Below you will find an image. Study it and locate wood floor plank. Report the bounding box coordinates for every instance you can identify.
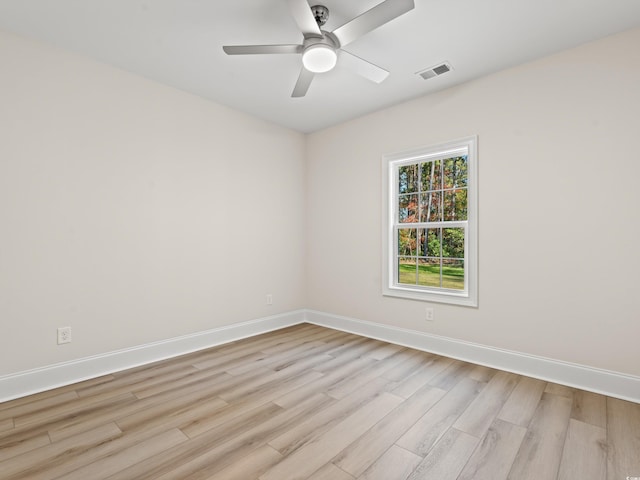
[10,384,137,432]
[396,377,482,456]
[218,368,325,414]
[557,419,606,480]
[46,392,139,442]
[469,364,498,382]
[39,373,233,442]
[453,370,519,438]
[0,418,14,433]
[187,325,319,371]
[58,428,188,480]
[497,376,546,427]
[46,418,196,480]
[274,356,377,408]
[308,463,355,480]
[364,342,407,360]
[0,391,79,423]
[105,400,286,480]
[457,419,527,480]
[54,372,234,442]
[325,350,408,399]
[180,395,283,440]
[178,374,327,440]
[0,375,113,412]
[217,354,330,402]
[121,393,332,480]
[571,389,606,428]
[0,429,50,463]
[606,397,640,480]
[193,350,269,374]
[11,391,115,428]
[382,349,433,383]
[333,384,446,477]
[392,355,453,399]
[310,340,383,374]
[177,396,331,480]
[0,423,54,462]
[406,428,479,480]
[506,392,572,480]
[76,364,200,399]
[544,382,575,398]
[320,335,371,359]
[137,368,254,406]
[358,445,422,480]
[260,392,403,480]
[132,368,233,399]
[427,359,476,390]
[269,376,393,456]
[110,352,214,379]
[0,422,123,480]
[204,445,283,480]
[258,327,341,355]
[224,341,326,376]
[115,396,228,435]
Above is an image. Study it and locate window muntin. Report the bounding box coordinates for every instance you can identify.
[382,137,477,306]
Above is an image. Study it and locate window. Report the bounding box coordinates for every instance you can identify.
[382,136,477,306]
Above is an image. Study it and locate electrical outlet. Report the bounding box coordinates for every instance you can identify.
[57,326,72,344]
[266,294,273,306]
[425,307,434,321]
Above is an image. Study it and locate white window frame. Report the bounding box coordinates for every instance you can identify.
[382,136,478,307]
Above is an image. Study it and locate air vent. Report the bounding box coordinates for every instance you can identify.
[417,62,452,80]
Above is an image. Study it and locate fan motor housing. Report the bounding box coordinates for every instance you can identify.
[303,31,338,50]
[311,5,330,26]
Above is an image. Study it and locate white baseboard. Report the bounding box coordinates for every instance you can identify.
[0,310,305,403]
[3,308,638,404]
[305,310,640,404]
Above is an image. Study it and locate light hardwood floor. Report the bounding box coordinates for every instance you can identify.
[1,323,639,480]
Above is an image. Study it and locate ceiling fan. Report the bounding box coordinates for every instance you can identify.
[223,0,415,97]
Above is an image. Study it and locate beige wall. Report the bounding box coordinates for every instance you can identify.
[0,30,306,375]
[2,26,639,381]
[306,27,640,377]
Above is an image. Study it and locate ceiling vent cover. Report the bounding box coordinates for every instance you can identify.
[417,62,452,80]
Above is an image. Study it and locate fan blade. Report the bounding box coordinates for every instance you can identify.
[223,44,302,55]
[340,50,389,83]
[332,0,414,47]
[292,67,315,97]
[286,0,322,37]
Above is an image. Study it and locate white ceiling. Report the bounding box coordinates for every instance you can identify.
[1,0,639,133]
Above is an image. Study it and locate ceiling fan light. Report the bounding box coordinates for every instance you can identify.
[302,44,337,73]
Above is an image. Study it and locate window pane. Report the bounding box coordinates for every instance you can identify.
[442,228,465,259]
[398,228,417,256]
[399,194,419,223]
[444,156,468,189]
[442,259,464,290]
[418,258,441,287]
[418,228,441,257]
[399,164,419,194]
[398,258,417,285]
[420,192,442,222]
[443,189,467,221]
[420,160,441,192]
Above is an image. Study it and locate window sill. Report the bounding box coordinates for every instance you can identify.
[382,285,478,307]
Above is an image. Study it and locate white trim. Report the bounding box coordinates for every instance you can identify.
[3,309,639,405]
[304,310,640,404]
[0,310,305,403]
